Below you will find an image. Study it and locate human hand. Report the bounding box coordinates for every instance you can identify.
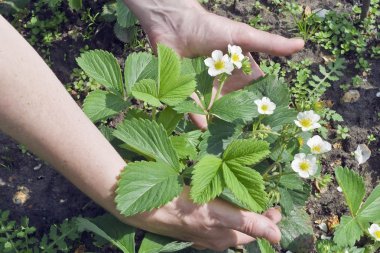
[122,187,281,251]
[125,0,304,128]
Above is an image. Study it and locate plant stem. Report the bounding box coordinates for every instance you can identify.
[215,74,228,101]
[151,107,157,121]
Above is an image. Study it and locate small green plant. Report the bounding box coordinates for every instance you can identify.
[336,125,350,140]
[367,134,376,145]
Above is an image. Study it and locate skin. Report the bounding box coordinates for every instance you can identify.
[0,0,303,250]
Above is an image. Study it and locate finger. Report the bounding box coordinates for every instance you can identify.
[263,208,282,224]
[205,13,304,56]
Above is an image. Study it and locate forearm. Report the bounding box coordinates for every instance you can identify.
[0,16,125,220]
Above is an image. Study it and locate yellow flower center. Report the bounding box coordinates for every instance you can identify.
[312,145,322,153]
[299,161,310,171]
[214,60,225,70]
[261,104,269,112]
[299,118,313,128]
[375,231,380,239]
[232,53,240,62]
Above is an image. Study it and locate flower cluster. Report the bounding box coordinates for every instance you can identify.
[204,44,248,77]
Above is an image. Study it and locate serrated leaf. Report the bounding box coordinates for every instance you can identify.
[199,119,243,156]
[279,209,314,253]
[279,173,304,190]
[170,135,197,160]
[116,0,137,28]
[333,216,363,247]
[210,90,259,122]
[113,118,179,169]
[245,75,290,107]
[279,182,311,215]
[76,50,123,94]
[139,233,192,253]
[157,106,183,134]
[173,100,206,115]
[257,239,276,253]
[357,184,380,223]
[83,90,129,123]
[222,163,268,212]
[335,167,365,215]
[116,161,183,216]
[190,155,224,204]
[261,107,297,128]
[190,57,213,108]
[124,52,157,94]
[223,139,270,166]
[131,79,162,107]
[76,214,135,253]
[157,44,196,106]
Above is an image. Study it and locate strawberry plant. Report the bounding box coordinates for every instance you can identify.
[74,43,379,252]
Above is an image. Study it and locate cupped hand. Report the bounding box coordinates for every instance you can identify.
[123,187,281,251]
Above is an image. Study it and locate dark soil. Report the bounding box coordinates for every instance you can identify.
[0,0,379,252]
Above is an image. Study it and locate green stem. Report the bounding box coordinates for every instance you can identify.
[215,75,227,101]
[151,107,157,121]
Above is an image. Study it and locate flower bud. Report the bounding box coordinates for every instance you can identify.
[241,57,252,75]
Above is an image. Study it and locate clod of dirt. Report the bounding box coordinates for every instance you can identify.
[12,186,30,205]
[326,214,339,232]
[341,90,361,103]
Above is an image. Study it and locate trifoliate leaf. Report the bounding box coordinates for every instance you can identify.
[139,232,192,253]
[116,0,137,28]
[190,155,224,204]
[335,167,365,216]
[222,163,268,212]
[76,50,123,95]
[157,106,183,134]
[116,161,183,216]
[83,90,129,123]
[76,214,135,253]
[157,44,196,106]
[333,216,363,247]
[113,118,179,169]
[210,90,259,123]
[173,100,206,115]
[199,119,243,156]
[280,209,314,253]
[131,79,162,107]
[357,184,380,223]
[223,139,270,166]
[245,75,290,107]
[124,52,157,94]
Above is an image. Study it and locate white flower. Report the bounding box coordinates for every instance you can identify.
[228,44,244,69]
[291,153,318,178]
[294,110,321,131]
[307,135,332,154]
[204,50,234,76]
[368,223,380,241]
[354,144,371,165]
[254,97,276,115]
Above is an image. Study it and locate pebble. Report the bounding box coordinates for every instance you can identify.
[341,90,360,103]
[376,91,380,97]
[337,186,342,192]
[318,222,328,233]
[12,186,30,205]
[0,178,5,186]
[33,164,42,171]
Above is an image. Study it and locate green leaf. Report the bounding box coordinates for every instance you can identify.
[157,44,196,106]
[191,57,213,109]
[357,184,380,223]
[170,135,197,160]
[173,100,206,115]
[222,163,268,212]
[333,216,363,247]
[116,0,137,28]
[76,214,135,253]
[124,52,157,94]
[190,155,224,204]
[131,79,162,107]
[157,106,183,134]
[257,239,276,253]
[210,90,259,122]
[279,209,314,253]
[219,188,250,210]
[68,0,82,10]
[139,233,192,253]
[335,167,365,216]
[83,90,129,123]
[261,107,297,128]
[113,118,180,169]
[223,140,270,166]
[279,180,311,215]
[245,75,290,107]
[199,119,243,156]
[116,161,183,216]
[279,173,304,190]
[76,50,123,94]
